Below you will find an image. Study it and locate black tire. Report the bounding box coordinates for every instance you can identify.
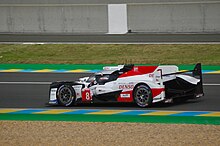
[133,84,153,108]
[57,85,75,106]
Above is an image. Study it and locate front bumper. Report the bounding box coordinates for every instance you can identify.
[48,87,58,105]
[48,99,58,105]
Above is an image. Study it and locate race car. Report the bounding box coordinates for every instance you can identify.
[48,63,204,108]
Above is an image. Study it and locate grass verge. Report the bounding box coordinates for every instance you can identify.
[0,44,219,65]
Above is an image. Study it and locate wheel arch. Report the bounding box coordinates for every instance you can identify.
[132,82,153,107]
[56,83,77,106]
[57,84,76,97]
[51,81,84,97]
[132,82,152,98]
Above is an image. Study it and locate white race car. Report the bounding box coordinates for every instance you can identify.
[48,64,203,108]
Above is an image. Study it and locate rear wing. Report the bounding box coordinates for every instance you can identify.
[162,63,203,95]
[162,63,202,77]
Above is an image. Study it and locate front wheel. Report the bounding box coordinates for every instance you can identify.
[133,84,153,108]
[57,85,75,106]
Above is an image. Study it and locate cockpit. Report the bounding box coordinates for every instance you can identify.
[86,64,134,86]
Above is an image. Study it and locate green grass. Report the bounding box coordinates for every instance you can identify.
[0,114,220,125]
[0,44,219,65]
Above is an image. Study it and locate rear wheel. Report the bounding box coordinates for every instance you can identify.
[133,84,153,108]
[57,85,75,106]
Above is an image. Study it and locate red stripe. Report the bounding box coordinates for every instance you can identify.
[152,88,164,98]
[117,91,133,102]
[119,66,158,78]
[117,88,164,102]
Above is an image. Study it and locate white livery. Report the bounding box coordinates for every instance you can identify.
[49,64,203,108]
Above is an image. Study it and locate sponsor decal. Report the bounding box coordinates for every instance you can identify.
[128,82,134,84]
[154,96,162,100]
[134,67,138,71]
[117,90,133,102]
[119,84,134,89]
[51,89,57,94]
[120,94,130,98]
[50,88,57,100]
[82,88,92,101]
[104,67,110,70]
[149,74,154,78]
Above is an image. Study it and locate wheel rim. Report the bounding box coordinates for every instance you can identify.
[135,87,150,107]
[59,87,73,105]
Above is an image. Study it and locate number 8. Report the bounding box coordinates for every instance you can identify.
[86,92,90,100]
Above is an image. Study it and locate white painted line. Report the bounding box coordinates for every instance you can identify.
[0,82,51,85]
[22,43,45,45]
[204,84,220,86]
[0,82,219,86]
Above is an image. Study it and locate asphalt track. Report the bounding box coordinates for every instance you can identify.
[0,34,220,43]
[0,72,219,111]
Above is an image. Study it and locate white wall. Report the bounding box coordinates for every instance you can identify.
[108,4,127,34]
